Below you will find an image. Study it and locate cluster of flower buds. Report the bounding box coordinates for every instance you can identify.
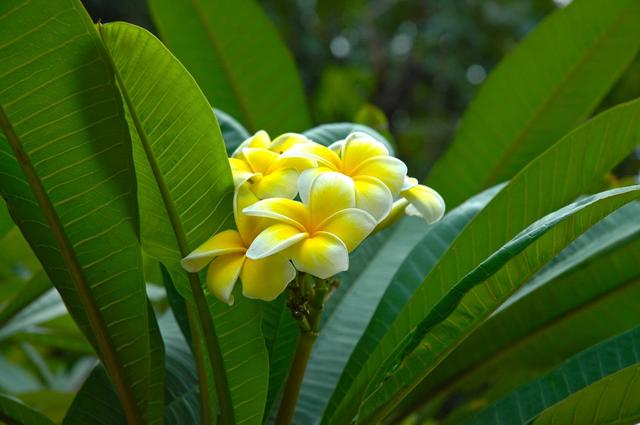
[182,131,445,305]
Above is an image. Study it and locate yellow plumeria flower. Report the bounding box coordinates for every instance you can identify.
[283,132,407,221]
[243,172,378,279]
[400,177,445,223]
[181,183,296,305]
[229,131,314,199]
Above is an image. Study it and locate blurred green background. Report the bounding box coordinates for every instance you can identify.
[81,0,640,180]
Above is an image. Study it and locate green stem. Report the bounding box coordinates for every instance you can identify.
[275,276,330,425]
[275,329,318,425]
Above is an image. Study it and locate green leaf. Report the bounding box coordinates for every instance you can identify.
[356,187,640,424]
[468,325,640,425]
[427,0,640,208]
[64,310,214,425]
[325,97,640,425]
[0,226,51,328]
[148,0,310,134]
[0,199,13,240]
[215,109,250,156]
[0,354,42,394]
[532,368,640,425]
[0,290,66,341]
[400,202,640,423]
[0,1,156,423]
[0,393,54,425]
[295,187,499,424]
[313,185,503,424]
[303,123,396,155]
[260,294,298,421]
[98,22,268,425]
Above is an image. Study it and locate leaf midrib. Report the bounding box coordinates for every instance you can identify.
[405,273,640,422]
[0,106,142,425]
[186,0,256,130]
[357,189,640,424]
[96,23,235,425]
[481,4,633,187]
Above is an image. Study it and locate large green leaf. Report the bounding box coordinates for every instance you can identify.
[532,367,640,425]
[398,202,640,423]
[98,22,268,425]
[356,187,640,423]
[0,1,157,423]
[325,97,640,425]
[63,309,216,425]
[295,185,502,424]
[260,294,298,422]
[468,325,640,425]
[148,0,310,134]
[427,0,640,208]
[0,394,54,425]
[0,226,51,328]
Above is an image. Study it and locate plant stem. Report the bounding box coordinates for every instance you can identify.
[275,329,318,425]
[275,275,331,425]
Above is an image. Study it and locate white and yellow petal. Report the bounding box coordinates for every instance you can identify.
[232,130,271,158]
[352,156,407,195]
[251,168,299,200]
[282,142,341,170]
[234,183,269,244]
[243,198,309,231]
[341,132,390,173]
[308,171,356,226]
[269,133,312,154]
[318,208,377,252]
[229,158,255,188]
[402,184,446,224]
[353,175,393,221]
[241,254,296,301]
[181,229,246,272]
[206,253,245,305]
[291,232,349,279]
[297,167,332,205]
[241,148,279,175]
[246,223,308,259]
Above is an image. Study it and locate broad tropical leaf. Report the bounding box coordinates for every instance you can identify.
[532,367,640,425]
[148,0,310,134]
[0,394,54,425]
[396,202,640,423]
[301,185,502,423]
[0,1,158,423]
[355,186,640,423]
[0,225,50,327]
[325,97,640,425]
[63,311,205,425]
[98,22,268,425]
[261,294,299,421]
[427,0,640,208]
[468,325,640,425]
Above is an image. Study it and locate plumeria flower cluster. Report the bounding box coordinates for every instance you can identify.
[182,130,445,305]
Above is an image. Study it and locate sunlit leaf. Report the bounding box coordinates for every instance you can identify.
[0,1,158,423]
[325,97,640,425]
[469,325,640,425]
[149,0,311,134]
[98,22,268,424]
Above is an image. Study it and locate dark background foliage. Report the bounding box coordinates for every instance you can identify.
[81,0,639,180]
